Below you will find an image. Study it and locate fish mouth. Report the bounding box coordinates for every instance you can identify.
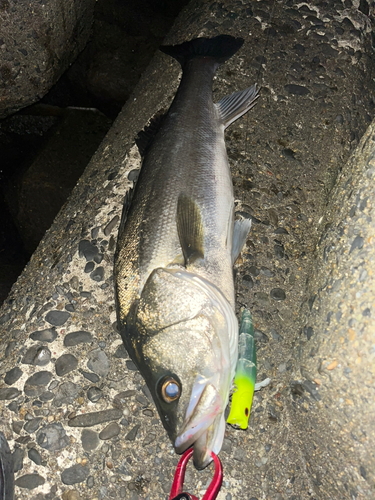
[174,377,225,469]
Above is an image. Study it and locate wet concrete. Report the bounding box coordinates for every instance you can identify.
[0,0,374,499]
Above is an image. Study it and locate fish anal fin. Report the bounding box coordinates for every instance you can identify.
[177,194,204,266]
[216,84,259,129]
[232,218,252,264]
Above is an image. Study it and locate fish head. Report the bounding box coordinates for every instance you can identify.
[128,267,238,469]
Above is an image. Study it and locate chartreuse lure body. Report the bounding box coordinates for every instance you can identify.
[227,309,256,429]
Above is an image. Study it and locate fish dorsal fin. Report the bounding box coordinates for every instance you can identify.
[232,218,252,264]
[118,187,134,235]
[176,194,204,266]
[135,111,166,157]
[216,84,259,129]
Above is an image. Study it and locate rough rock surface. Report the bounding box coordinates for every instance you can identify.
[0,0,95,118]
[0,0,374,499]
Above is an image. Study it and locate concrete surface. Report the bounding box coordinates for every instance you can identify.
[0,0,95,118]
[9,108,111,255]
[0,0,374,499]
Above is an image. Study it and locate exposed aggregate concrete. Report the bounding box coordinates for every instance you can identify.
[0,0,375,499]
[0,0,96,118]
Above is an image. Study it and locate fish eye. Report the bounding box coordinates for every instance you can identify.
[160,376,181,403]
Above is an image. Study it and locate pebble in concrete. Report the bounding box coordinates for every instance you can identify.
[270,288,286,301]
[61,465,90,485]
[261,267,274,277]
[15,473,45,489]
[84,262,95,273]
[79,370,100,383]
[104,215,119,236]
[79,240,99,261]
[37,423,70,451]
[143,433,156,446]
[90,266,104,282]
[53,381,79,407]
[86,475,95,488]
[94,253,103,264]
[0,387,21,400]
[284,83,310,95]
[12,421,24,434]
[64,330,93,346]
[12,447,24,472]
[271,329,282,341]
[22,345,51,366]
[29,328,57,342]
[113,390,136,409]
[99,422,121,440]
[128,169,139,182]
[81,429,99,452]
[4,367,23,385]
[55,354,78,376]
[24,417,43,433]
[5,341,17,357]
[254,329,269,343]
[24,371,53,398]
[350,235,364,253]
[125,424,140,441]
[125,360,137,371]
[40,390,54,402]
[114,344,127,358]
[28,447,42,465]
[274,227,289,235]
[68,409,123,427]
[242,275,254,289]
[26,371,53,387]
[91,227,99,239]
[249,266,260,277]
[87,386,102,403]
[45,310,71,326]
[254,292,269,305]
[87,348,110,377]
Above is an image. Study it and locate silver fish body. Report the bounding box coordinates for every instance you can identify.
[114,35,258,468]
[0,432,14,500]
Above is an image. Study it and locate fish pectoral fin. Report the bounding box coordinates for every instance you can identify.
[232,218,252,264]
[216,84,259,129]
[176,194,205,266]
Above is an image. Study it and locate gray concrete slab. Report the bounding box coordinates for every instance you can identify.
[0,0,374,499]
[0,0,95,118]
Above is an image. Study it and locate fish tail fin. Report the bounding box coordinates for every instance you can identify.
[160,35,244,69]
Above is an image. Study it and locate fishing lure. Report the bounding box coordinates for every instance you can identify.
[227,309,257,430]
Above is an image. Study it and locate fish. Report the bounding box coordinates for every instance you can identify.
[114,34,258,469]
[0,432,14,500]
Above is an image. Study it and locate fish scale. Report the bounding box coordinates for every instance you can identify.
[114,34,258,469]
